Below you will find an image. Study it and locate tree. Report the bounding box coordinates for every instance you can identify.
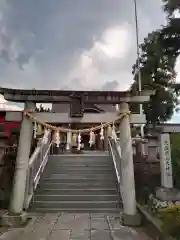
[131,0,180,124]
[131,27,179,124]
[35,104,50,112]
[163,0,180,15]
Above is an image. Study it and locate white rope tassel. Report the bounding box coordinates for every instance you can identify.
[92,132,95,145]
[42,128,49,144]
[72,133,77,147]
[100,124,104,140]
[89,130,93,147]
[107,125,112,138]
[37,124,43,136]
[112,123,117,141]
[33,121,37,138]
[66,130,72,150]
[77,132,81,151]
[55,130,60,147]
[25,110,130,134]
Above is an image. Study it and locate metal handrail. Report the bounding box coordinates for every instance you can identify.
[34,141,52,189]
[108,138,123,182]
[108,139,120,183]
[108,137,125,206]
[23,131,52,209]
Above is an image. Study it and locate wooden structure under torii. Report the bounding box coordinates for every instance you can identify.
[0,87,155,226]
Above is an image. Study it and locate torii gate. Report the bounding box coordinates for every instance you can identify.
[0,87,154,226]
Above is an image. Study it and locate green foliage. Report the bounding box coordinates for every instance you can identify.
[157,207,180,239]
[170,134,180,189]
[131,28,179,124]
[131,0,180,124]
[163,0,180,15]
[36,104,50,112]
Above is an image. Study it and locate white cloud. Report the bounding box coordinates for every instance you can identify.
[0,94,7,103]
[95,25,131,59]
[66,24,133,90]
[0,89,23,111]
[174,10,180,18]
[0,102,23,111]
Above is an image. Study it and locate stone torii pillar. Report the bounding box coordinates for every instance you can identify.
[119,102,140,226]
[10,101,36,214]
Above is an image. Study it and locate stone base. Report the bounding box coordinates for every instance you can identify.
[122,213,141,226]
[156,187,180,201]
[0,212,29,227]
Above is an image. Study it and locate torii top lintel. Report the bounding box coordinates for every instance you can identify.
[0,87,155,104]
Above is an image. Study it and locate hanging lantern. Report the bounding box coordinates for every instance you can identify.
[115,104,119,112]
[89,130,93,147]
[92,131,95,145]
[54,130,60,147]
[100,124,104,140]
[42,128,49,144]
[33,121,37,138]
[77,132,81,151]
[107,125,112,138]
[36,124,43,136]
[72,133,77,147]
[112,123,117,141]
[66,130,72,150]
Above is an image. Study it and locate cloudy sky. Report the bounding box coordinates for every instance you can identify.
[0,0,179,120]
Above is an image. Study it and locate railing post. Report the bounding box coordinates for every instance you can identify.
[23,168,30,209]
[10,101,35,214]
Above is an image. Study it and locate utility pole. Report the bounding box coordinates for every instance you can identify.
[133,0,145,154]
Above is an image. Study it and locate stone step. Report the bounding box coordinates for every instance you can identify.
[36,188,117,195]
[39,182,116,189]
[32,200,120,209]
[46,162,112,167]
[47,159,112,163]
[30,154,121,213]
[48,158,111,164]
[44,169,113,174]
[49,156,112,163]
[29,207,120,213]
[41,178,116,184]
[42,173,116,179]
[44,173,115,179]
[34,194,119,201]
[45,165,113,170]
[49,154,109,159]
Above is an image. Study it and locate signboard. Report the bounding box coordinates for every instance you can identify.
[70,94,84,118]
[160,133,173,188]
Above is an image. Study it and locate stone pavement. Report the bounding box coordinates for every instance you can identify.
[0,213,152,240]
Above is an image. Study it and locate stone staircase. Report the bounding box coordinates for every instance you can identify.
[30,152,121,213]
